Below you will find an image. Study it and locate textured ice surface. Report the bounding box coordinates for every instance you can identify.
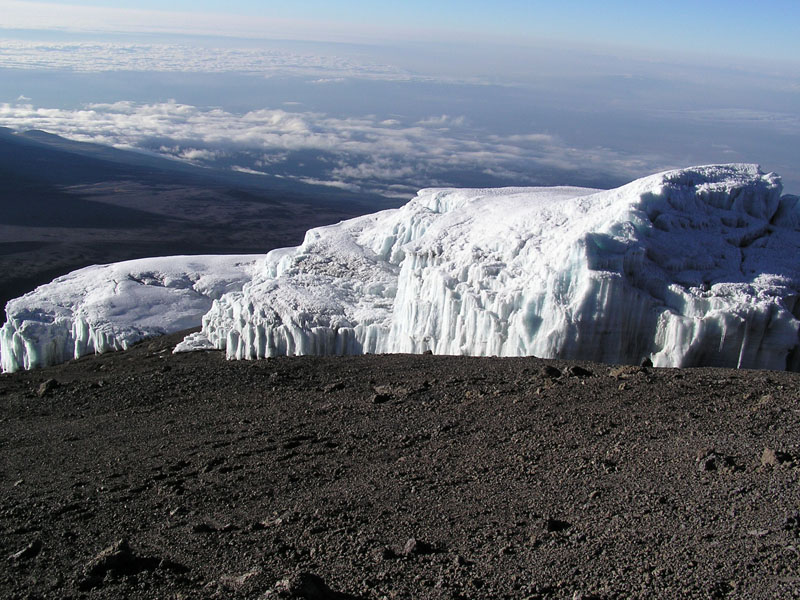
[1,255,259,372]
[4,164,800,372]
[180,164,800,371]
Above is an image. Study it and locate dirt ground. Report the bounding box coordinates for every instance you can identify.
[2,331,800,599]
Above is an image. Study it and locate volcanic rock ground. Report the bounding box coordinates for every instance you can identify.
[2,331,800,599]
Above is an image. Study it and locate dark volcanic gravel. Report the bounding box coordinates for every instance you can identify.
[2,331,800,599]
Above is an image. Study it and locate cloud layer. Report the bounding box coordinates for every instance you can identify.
[0,100,673,196]
[0,40,408,80]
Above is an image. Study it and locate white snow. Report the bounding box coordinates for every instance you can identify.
[179,164,800,371]
[3,164,800,373]
[0,255,260,373]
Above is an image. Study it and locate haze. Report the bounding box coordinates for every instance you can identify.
[1,0,798,196]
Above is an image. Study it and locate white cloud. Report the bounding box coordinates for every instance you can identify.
[415,115,467,128]
[0,39,410,80]
[0,100,671,195]
[309,78,347,85]
[231,166,268,176]
[294,177,361,192]
[177,148,222,162]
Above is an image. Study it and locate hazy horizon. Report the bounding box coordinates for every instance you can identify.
[1,0,798,196]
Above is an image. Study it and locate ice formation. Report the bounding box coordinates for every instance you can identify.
[3,164,800,373]
[173,164,800,370]
[0,255,260,372]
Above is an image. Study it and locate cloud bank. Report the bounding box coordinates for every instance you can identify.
[0,100,673,196]
[0,40,410,80]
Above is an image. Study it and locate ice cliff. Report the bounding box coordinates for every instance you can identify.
[0,255,259,372]
[178,164,800,371]
[3,164,800,373]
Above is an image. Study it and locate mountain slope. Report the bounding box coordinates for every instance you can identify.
[2,331,800,599]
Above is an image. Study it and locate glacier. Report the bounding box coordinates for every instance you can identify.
[3,164,800,373]
[0,255,260,373]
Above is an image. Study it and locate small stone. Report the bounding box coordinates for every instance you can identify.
[541,365,561,379]
[275,572,338,599]
[696,448,738,472]
[545,518,572,533]
[608,366,628,378]
[36,379,59,397]
[78,539,135,589]
[403,537,434,556]
[784,514,800,535]
[219,568,261,590]
[761,447,778,466]
[422,349,433,355]
[568,366,593,378]
[700,457,716,471]
[573,592,603,600]
[373,384,397,396]
[85,539,133,574]
[761,447,792,467]
[9,539,42,562]
[640,357,653,367]
[78,538,187,590]
[454,554,471,567]
[322,382,344,393]
[371,393,391,404]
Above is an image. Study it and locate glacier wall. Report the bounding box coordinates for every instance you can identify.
[3,164,799,372]
[0,255,260,373]
[179,165,800,371]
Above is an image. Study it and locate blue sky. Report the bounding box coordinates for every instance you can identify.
[3,0,800,62]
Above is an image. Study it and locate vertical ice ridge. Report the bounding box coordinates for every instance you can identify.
[187,164,800,370]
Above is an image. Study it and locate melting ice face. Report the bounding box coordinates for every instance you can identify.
[3,164,800,373]
[181,164,800,371]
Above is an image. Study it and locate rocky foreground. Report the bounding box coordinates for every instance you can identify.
[2,331,800,599]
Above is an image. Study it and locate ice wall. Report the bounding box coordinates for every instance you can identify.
[4,164,799,373]
[181,165,800,371]
[0,255,259,373]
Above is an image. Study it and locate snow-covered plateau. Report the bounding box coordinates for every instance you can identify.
[0,255,260,372]
[2,164,800,373]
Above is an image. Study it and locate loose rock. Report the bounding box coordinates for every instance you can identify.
[403,537,434,556]
[541,365,561,379]
[8,539,42,562]
[36,379,59,397]
[274,572,346,599]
